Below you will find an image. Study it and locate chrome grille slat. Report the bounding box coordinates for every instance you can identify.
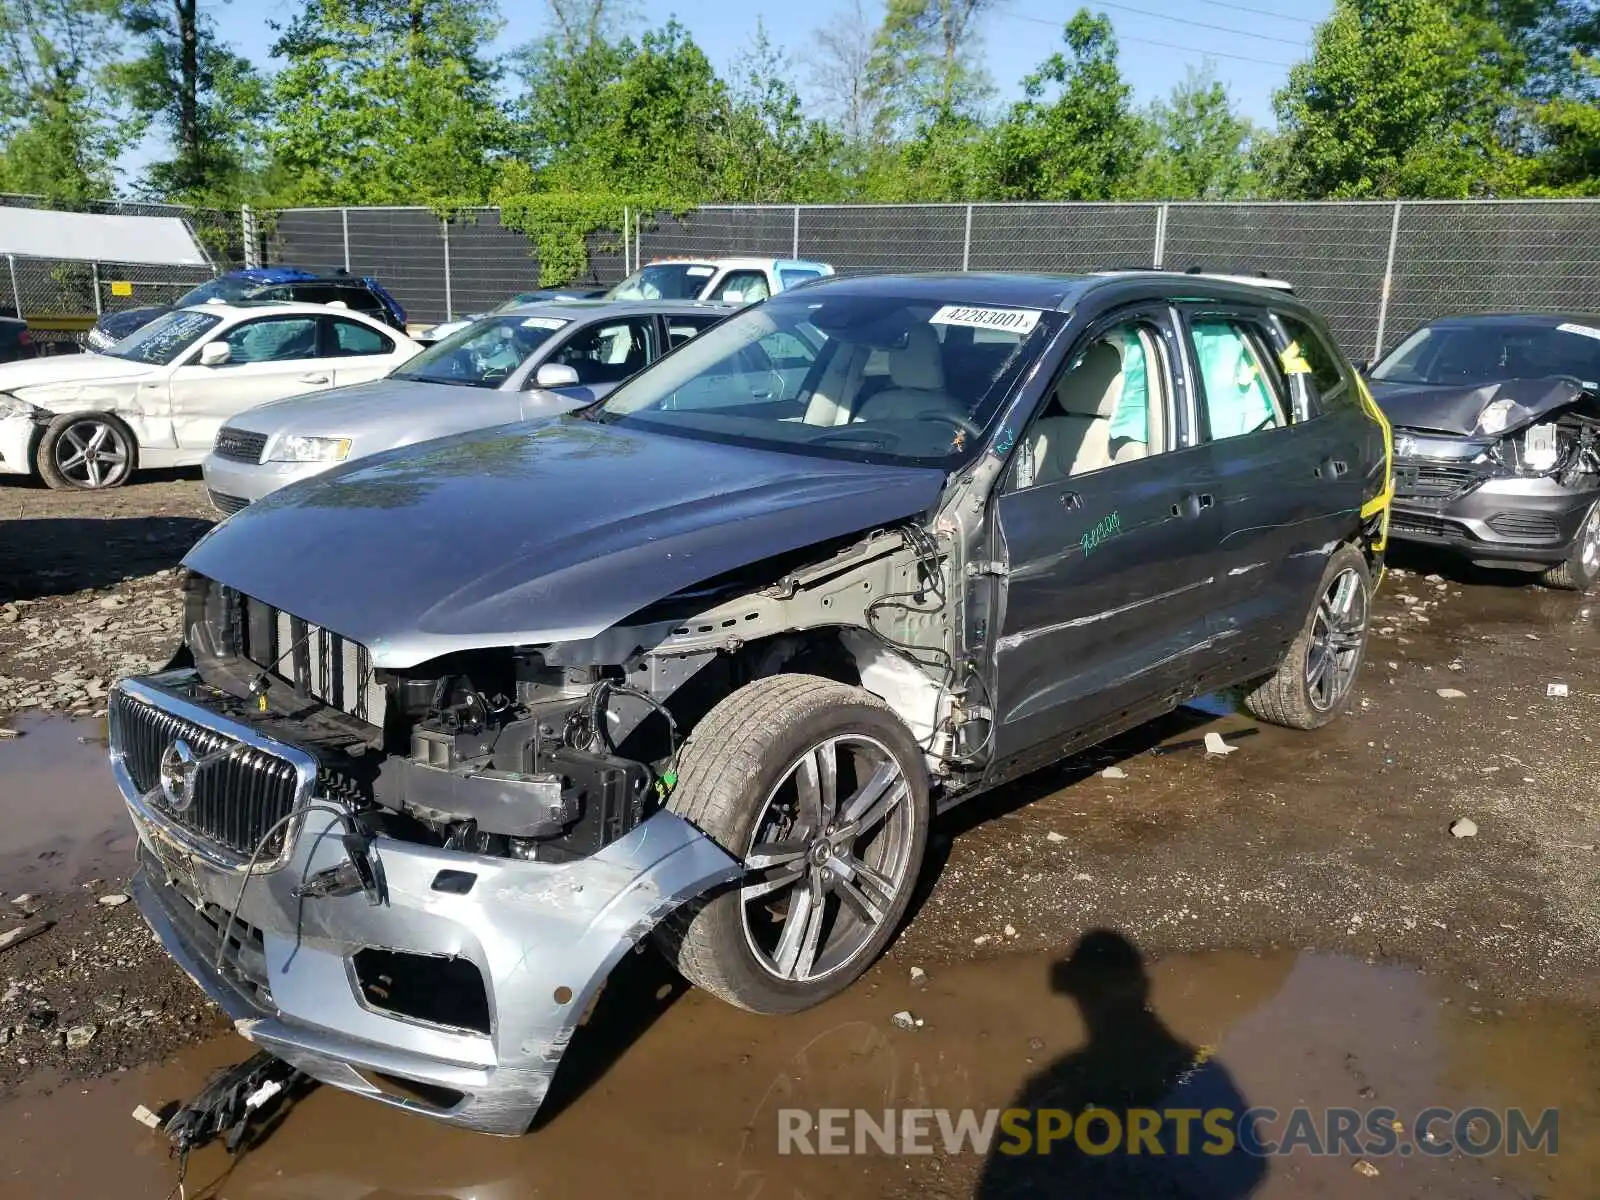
[110,692,299,860]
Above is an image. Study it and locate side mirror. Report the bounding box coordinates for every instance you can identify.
[199,342,232,367]
[534,362,581,389]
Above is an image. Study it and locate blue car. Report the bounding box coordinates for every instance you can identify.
[85,266,407,351]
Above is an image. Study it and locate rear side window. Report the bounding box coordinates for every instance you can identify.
[1190,318,1290,441]
[1276,315,1352,410]
[291,284,343,305]
[326,318,393,356]
[665,314,723,349]
[778,268,822,289]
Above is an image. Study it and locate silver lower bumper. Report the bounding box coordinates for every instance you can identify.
[112,674,739,1134]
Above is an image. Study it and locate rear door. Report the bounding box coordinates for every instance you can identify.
[990,305,1225,761]
[167,315,326,450]
[1180,305,1369,668]
[319,316,404,387]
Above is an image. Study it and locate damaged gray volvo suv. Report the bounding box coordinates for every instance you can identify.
[109,272,1393,1133]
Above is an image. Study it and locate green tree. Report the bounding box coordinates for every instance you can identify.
[709,23,843,201]
[1270,0,1524,198]
[1132,68,1257,200]
[0,0,132,201]
[1523,1,1600,192]
[266,0,508,206]
[983,9,1140,201]
[118,0,268,204]
[869,0,994,134]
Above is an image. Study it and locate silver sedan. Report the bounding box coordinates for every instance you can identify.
[201,299,732,512]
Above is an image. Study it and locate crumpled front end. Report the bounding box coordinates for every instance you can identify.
[1384,381,1600,564]
[109,672,738,1135]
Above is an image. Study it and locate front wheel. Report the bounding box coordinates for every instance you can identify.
[658,674,930,1014]
[1244,544,1372,730]
[1541,500,1600,592]
[36,412,137,489]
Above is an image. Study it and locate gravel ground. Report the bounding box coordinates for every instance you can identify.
[0,473,210,713]
[0,470,1597,1124]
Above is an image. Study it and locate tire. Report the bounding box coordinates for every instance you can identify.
[35,412,138,490]
[1244,544,1373,730]
[657,673,930,1014]
[1540,500,1600,591]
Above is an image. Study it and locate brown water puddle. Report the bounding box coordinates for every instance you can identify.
[0,944,1590,1200]
[0,713,131,895]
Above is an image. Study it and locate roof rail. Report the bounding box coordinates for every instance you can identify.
[1092,266,1295,293]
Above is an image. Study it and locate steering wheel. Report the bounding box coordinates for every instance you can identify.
[807,426,902,450]
[915,409,983,440]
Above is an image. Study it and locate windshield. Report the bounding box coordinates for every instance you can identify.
[391,314,565,387]
[594,292,1058,467]
[174,276,260,307]
[106,309,223,365]
[1374,321,1600,390]
[607,263,715,301]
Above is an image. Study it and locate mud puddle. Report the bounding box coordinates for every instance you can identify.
[0,713,131,895]
[1,942,1591,1200]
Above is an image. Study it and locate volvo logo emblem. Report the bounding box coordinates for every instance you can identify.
[159,739,198,813]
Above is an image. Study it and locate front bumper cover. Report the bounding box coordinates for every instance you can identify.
[110,672,739,1135]
[1389,473,1599,565]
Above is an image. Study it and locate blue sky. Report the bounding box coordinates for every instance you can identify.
[135,0,1333,181]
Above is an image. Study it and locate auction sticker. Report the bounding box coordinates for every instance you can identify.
[521,317,569,330]
[1557,322,1600,342]
[930,305,1042,335]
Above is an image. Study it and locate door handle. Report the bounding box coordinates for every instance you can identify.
[1316,458,1349,479]
[298,373,330,385]
[1059,490,1083,510]
[1170,493,1213,519]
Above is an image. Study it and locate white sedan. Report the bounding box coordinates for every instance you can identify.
[0,301,421,489]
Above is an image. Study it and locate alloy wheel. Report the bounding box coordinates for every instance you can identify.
[1305,566,1368,712]
[52,418,131,488]
[740,734,918,984]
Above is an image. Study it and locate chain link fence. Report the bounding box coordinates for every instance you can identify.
[264,198,1600,356]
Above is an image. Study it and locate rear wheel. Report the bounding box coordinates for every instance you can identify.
[36,412,137,490]
[1244,544,1372,730]
[658,674,929,1014]
[1540,500,1600,592]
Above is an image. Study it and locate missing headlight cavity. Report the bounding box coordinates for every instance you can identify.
[352,948,491,1035]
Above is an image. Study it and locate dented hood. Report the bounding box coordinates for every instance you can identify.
[183,417,947,667]
[1371,376,1588,436]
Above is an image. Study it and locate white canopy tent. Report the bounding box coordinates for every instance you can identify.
[0,206,209,266]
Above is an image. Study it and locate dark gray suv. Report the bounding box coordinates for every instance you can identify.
[108,271,1392,1134]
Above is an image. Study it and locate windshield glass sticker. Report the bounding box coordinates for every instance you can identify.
[685,266,716,277]
[930,305,1042,336]
[521,317,569,330]
[1557,322,1600,342]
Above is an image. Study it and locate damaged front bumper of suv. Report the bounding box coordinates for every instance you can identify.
[110,673,739,1135]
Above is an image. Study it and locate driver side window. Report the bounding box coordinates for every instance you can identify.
[219,317,320,365]
[1011,319,1171,490]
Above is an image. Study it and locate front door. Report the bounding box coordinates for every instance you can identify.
[990,309,1225,762]
[167,315,328,451]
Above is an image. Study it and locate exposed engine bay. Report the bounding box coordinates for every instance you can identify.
[176,519,977,867]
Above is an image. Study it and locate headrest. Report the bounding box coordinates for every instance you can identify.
[888,324,945,391]
[1053,341,1123,418]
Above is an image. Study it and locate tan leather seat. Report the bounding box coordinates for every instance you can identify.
[853,325,966,423]
[1028,342,1124,484]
